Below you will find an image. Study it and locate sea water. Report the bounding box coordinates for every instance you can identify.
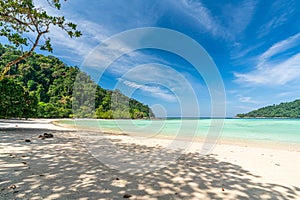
[58,118,300,146]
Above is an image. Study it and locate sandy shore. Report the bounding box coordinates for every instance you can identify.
[0,119,299,199]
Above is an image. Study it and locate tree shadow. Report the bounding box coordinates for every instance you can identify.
[0,128,299,199]
[0,119,51,124]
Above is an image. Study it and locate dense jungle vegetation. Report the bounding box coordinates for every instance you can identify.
[236,100,300,118]
[0,44,154,119]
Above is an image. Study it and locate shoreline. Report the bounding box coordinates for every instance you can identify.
[3,118,298,154]
[1,119,300,199]
[53,119,300,152]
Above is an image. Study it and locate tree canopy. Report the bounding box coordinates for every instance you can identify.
[0,1,154,119]
[236,100,300,118]
[0,0,81,81]
[0,44,155,119]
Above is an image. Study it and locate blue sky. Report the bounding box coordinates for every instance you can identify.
[27,1,300,116]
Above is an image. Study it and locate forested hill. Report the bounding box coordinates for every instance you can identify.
[0,44,154,119]
[236,100,300,118]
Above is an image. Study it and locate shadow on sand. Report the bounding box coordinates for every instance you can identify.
[0,127,299,199]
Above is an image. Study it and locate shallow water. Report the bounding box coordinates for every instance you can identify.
[58,118,300,146]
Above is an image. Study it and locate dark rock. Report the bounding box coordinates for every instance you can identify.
[9,185,16,189]
[38,135,45,140]
[25,139,31,143]
[123,194,132,198]
[43,133,54,138]
[115,177,120,180]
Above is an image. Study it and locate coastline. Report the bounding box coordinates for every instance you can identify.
[54,118,300,152]
[1,119,300,199]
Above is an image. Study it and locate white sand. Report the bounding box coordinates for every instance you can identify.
[0,119,299,199]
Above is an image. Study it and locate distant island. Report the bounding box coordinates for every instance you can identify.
[0,44,154,119]
[236,99,300,118]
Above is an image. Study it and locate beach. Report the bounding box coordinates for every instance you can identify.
[1,119,300,199]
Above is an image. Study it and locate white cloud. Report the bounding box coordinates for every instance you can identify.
[238,96,259,104]
[234,32,300,86]
[258,13,289,37]
[32,0,110,63]
[175,0,256,40]
[276,91,296,98]
[117,64,194,92]
[180,0,222,36]
[230,42,264,60]
[258,32,300,64]
[235,53,300,85]
[120,79,177,102]
[257,1,296,38]
[233,105,255,111]
[83,39,132,69]
[113,64,200,108]
[82,40,171,77]
[48,25,92,58]
[222,0,257,35]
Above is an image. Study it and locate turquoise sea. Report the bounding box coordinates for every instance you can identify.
[58,118,300,147]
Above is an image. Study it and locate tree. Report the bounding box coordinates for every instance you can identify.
[236,100,300,118]
[0,44,155,119]
[0,0,81,81]
[0,77,37,118]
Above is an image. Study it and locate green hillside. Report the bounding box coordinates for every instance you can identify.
[0,44,154,119]
[236,100,300,118]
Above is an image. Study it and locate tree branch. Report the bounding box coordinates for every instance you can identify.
[0,0,81,81]
[0,29,48,81]
[0,13,34,32]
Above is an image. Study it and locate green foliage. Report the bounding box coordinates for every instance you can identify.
[0,0,81,49]
[0,77,37,118]
[72,72,97,118]
[0,0,81,80]
[93,89,154,119]
[237,100,300,118]
[96,106,113,119]
[0,44,154,119]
